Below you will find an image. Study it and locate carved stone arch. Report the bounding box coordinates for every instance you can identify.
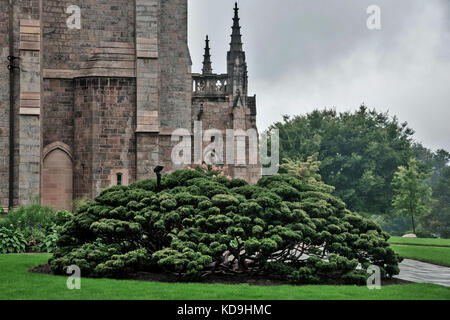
[43,142,73,162]
[42,142,73,211]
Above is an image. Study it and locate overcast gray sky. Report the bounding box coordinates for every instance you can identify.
[188,0,450,152]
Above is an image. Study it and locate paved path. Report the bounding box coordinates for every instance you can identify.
[395,259,450,287]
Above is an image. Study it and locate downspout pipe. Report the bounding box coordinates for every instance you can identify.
[8,0,15,210]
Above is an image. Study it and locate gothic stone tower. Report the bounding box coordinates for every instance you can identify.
[192,3,260,184]
[0,1,260,212]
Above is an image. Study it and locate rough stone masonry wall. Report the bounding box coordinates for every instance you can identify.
[156,0,193,175]
[135,0,161,180]
[14,1,41,206]
[191,98,233,171]
[42,0,136,152]
[43,0,137,201]
[42,0,135,71]
[0,1,10,210]
[136,0,193,179]
[42,0,81,71]
[159,0,192,130]
[73,78,136,200]
[43,79,74,150]
[243,109,262,185]
[191,97,262,184]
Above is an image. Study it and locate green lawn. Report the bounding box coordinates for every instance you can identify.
[388,236,450,266]
[388,236,450,247]
[391,245,450,267]
[0,254,449,300]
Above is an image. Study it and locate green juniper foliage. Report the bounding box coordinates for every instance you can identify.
[50,169,401,284]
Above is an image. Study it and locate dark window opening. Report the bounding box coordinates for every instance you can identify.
[117,173,123,186]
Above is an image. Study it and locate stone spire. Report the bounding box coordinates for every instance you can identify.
[202,35,213,75]
[230,2,243,53]
[227,2,248,97]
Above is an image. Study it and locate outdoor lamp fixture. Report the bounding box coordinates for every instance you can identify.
[154,165,164,192]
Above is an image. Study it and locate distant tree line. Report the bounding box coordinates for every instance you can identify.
[268,106,450,238]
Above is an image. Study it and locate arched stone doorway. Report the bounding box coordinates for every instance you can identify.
[42,142,73,211]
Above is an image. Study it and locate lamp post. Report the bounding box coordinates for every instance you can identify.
[154,165,164,192]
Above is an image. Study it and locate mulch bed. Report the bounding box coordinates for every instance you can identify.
[29,264,411,286]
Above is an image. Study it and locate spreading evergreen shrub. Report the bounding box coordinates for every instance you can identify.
[50,169,401,284]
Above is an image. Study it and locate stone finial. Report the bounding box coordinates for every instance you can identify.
[202,35,213,75]
[230,2,243,52]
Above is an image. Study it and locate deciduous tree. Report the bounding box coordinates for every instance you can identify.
[269,106,414,216]
[391,158,432,234]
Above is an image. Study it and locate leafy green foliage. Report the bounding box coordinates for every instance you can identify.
[420,167,450,238]
[50,168,401,284]
[280,154,324,186]
[413,144,450,186]
[0,204,56,230]
[0,205,72,253]
[39,228,59,253]
[392,158,432,234]
[382,145,449,237]
[269,106,415,216]
[0,226,27,254]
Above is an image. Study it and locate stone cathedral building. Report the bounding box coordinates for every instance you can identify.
[0,1,261,212]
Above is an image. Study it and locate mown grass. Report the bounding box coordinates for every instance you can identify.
[0,254,449,300]
[388,236,450,248]
[391,245,450,267]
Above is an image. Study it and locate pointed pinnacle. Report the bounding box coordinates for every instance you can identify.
[230,3,243,52]
[202,35,213,75]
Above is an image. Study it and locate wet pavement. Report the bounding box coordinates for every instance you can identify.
[395,259,450,287]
